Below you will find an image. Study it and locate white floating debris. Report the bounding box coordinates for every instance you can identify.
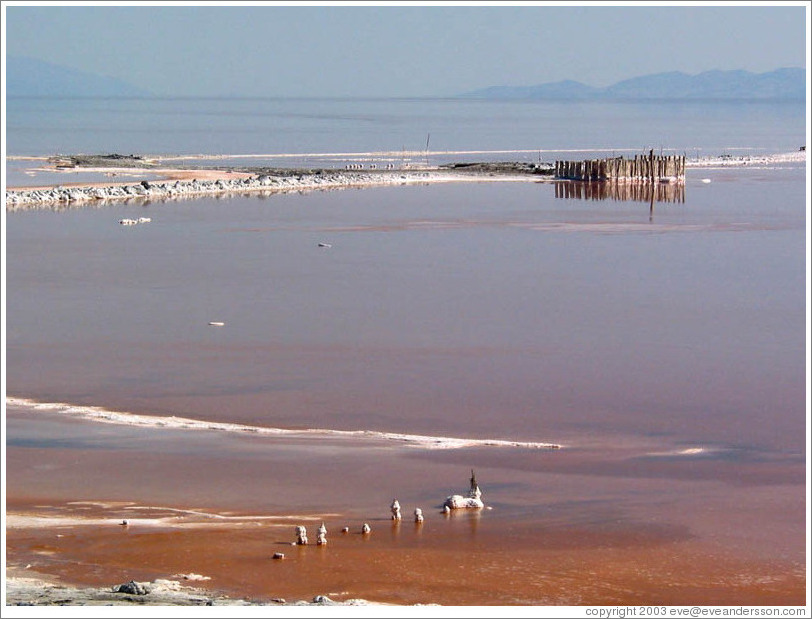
[173,573,211,581]
[119,218,138,226]
[317,243,332,248]
[208,321,225,327]
[138,217,152,223]
[701,178,712,184]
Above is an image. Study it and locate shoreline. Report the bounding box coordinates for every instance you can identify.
[5,398,806,607]
[4,572,378,607]
[4,158,554,210]
[5,150,804,210]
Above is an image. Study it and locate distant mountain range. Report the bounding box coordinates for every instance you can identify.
[5,56,806,101]
[6,56,152,97]
[461,68,806,101]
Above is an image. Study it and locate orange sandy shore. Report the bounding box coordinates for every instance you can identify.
[5,496,806,608]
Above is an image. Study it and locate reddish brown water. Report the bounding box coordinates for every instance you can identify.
[5,168,808,605]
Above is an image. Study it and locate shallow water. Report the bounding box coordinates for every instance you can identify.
[4,159,807,604]
[6,166,806,449]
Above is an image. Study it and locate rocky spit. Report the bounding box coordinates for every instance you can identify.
[5,575,375,607]
[5,162,553,210]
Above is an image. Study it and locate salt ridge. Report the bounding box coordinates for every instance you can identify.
[6,396,562,451]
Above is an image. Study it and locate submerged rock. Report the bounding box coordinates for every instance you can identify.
[443,469,485,510]
[112,580,149,595]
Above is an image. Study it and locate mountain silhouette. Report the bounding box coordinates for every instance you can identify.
[461,68,805,101]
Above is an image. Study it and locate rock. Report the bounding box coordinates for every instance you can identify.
[361,523,371,534]
[272,553,285,560]
[390,499,402,521]
[317,522,327,545]
[112,580,149,595]
[443,469,485,510]
[295,525,308,545]
[312,595,336,605]
[414,508,424,523]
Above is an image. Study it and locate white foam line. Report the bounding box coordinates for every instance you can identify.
[6,396,562,450]
[644,446,719,458]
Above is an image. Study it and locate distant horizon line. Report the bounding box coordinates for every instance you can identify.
[5,94,806,102]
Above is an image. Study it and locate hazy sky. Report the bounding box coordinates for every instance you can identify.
[3,2,808,97]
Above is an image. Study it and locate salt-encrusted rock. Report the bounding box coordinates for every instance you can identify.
[295,525,308,545]
[390,499,402,521]
[414,508,424,523]
[443,470,484,510]
[272,552,285,560]
[361,523,371,534]
[317,522,327,545]
[312,595,336,605]
[112,580,149,595]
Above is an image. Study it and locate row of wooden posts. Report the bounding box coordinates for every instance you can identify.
[555,150,686,182]
[555,179,685,203]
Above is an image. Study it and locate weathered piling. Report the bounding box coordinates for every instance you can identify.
[555,153,685,183]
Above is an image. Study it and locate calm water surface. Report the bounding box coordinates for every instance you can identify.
[4,96,807,605]
[7,166,806,456]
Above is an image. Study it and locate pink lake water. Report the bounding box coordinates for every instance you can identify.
[4,163,808,605]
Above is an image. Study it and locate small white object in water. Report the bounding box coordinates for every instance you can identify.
[138,217,152,223]
[701,178,712,184]
[361,523,371,534]
[208,321,225,327]
[318,242,332,248]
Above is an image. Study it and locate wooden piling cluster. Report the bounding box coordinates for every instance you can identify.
[555,151,685,183]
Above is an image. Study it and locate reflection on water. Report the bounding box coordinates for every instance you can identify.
[555,180,685,203]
